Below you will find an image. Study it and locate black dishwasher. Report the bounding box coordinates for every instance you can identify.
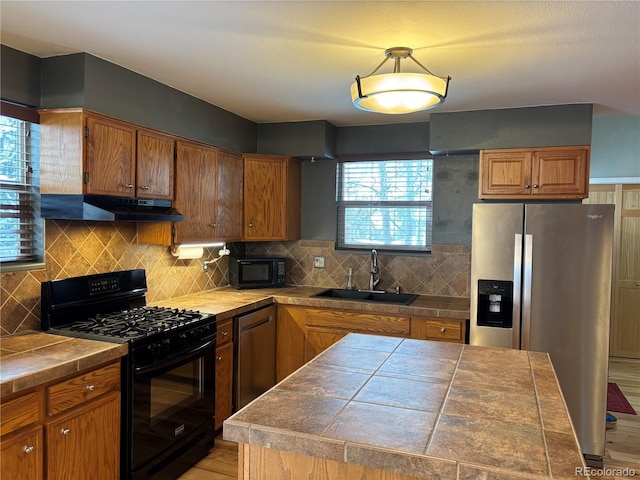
[233,305,277,410]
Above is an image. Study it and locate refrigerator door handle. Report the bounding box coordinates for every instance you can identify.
[521,233,533,350]
[512,234,523,349]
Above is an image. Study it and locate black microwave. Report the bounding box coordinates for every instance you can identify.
[228,257,286,289]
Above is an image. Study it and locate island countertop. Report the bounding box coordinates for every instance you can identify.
[223,333,586,479]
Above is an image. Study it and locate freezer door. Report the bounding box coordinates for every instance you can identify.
[470,203,524,348]
[524,203,614,461]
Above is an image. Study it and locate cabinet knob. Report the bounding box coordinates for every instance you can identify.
[533,184,539,188]
[221,331,229,336]
[216,356,223,362]
[125,183,134,189]
[22,445,35,454]
[524,184,531,189]
[248,223,254,228]
[141,185,150,191]
[60,428,70,435]
[440,328,446,333]
[210,223,217,228]
[86,384,96,392]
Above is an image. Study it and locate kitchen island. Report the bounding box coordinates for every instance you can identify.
[223,333,586,480]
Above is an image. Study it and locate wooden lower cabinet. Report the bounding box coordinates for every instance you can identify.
[0,426,43,480]
[46,392,120,479]
[410,316,465,343]
[275,305,465,382]
[240,443,424,480]
[215,319,234,429]
[0,360,121,480]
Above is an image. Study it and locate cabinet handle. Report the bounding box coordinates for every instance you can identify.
[125,183,134,189]
[524,184,531,189]
[22,445,35,454]
[60,428,70,435]
[440,328,446,333]
[141,185,150,191]
[86,384,96,392]
[533,184,539,188]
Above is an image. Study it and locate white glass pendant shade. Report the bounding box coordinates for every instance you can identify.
[350,47,450,114]
[351,73,448,114]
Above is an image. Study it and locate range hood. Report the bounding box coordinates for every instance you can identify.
[41,194,183,222]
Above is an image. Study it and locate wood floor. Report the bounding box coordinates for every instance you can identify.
[178,357,640,480]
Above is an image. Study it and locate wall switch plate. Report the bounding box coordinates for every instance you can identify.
[313,256,325,268]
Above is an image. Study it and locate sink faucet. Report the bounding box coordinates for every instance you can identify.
[369,249,380,290]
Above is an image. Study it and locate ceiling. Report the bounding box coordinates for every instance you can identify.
[1,1,639,127]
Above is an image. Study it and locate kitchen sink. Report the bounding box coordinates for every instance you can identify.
[312,289,418,305]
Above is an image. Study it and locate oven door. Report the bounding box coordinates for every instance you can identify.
[131,339,215,474]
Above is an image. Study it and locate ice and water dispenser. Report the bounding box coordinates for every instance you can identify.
[476,280,513,328]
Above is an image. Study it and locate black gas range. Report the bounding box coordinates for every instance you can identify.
[41,269,216,480]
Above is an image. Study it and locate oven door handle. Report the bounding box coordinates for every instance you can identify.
[134,339,214,376]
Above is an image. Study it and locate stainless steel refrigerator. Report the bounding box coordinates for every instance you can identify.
[470,203,614,468]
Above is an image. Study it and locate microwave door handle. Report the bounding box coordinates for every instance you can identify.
[134,339,214,376]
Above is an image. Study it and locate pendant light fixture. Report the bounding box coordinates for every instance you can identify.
[350,47,450,114]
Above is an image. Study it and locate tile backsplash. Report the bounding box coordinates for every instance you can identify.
[1,220,229,336]
[245,240,470,297]
[1,221,470,336]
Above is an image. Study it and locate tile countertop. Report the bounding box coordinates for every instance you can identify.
[0,286,468,398]
[223,333,586,480]
[0,332,128,397]
[152,286,470,321]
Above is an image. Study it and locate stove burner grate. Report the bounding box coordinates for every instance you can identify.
[65,306,208,339]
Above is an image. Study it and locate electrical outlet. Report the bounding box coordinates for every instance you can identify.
[202,261,208,272]
[313,256,325,268]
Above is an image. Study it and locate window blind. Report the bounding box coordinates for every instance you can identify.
[0,103,43,268]
[336,158,433,253]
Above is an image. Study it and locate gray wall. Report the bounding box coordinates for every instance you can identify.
[4,45,638,249]
[591,116,640,180]
[1,45,41,107]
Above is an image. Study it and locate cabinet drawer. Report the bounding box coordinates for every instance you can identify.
[217,320,233,346]
[47,362,120,416]
[0,392,40,436]
[425,319,462,341]
[304,308,411,336]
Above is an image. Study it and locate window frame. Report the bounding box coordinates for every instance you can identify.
[0,101,45,272]
[335,152,434,254]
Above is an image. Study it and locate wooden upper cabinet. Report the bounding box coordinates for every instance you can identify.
[173,141,218,244]
[243,154,301,241]
[136,129,175,200]
[479,146,590,199]
[39,108,175,199]
[85,115,137,196]
[215,149,243,241]
[137,145,243,246]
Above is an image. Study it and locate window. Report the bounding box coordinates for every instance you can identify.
[336,157,433,253]
[0,103,43,271]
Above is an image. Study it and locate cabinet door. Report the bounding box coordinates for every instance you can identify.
[215,150,243,241]
[46,392,120,480]
[305,328,346,362]
[479,149,532,197]
[0,426,43,480]
[215,342,234,430]
[533,148,588,197]
[243,156,287,240]
[174,141,217,243]
[137,129,175,200]
[85,115,137,196]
